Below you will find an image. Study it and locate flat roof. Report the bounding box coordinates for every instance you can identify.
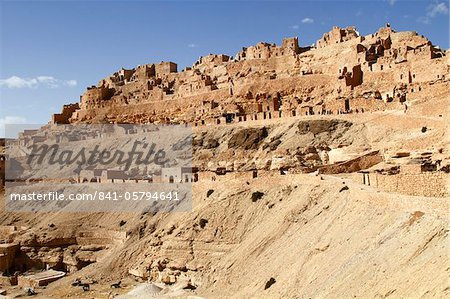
[24,270,65,281]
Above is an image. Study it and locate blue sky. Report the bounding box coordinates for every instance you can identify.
[0,0,449,137]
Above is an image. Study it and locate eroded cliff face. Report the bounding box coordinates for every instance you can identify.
[192,119,362,172]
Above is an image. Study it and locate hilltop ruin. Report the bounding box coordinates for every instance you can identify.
[51,24,448,126]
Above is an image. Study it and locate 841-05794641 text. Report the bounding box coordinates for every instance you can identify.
[9,191,181,201]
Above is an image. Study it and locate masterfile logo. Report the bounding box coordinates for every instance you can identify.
[4,124,193,212]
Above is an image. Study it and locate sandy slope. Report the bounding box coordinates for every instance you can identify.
[27,173,448,298]
[195,175,449,298]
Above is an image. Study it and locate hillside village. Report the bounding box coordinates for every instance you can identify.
[0,24,449,298]
[50,25,447,126]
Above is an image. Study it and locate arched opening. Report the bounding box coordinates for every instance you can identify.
[169,176,174,183]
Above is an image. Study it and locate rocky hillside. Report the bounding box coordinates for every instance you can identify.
[1,109,448,298]
[192,119,364,171]
[28,174,449,298]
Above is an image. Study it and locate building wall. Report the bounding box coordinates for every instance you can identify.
[374,172,448,197]
[316,26,359,48]
[161,168,182,182]
[155,62,177,75]
[51,103,80,124]
[80,86,114,110]
[0,243,19,273]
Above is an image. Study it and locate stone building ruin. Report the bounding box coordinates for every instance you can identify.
[47,24,448,127]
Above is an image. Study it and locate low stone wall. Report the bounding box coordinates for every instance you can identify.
[18,270,65,287]
[374,172,448,197]
[198,170,277,182]
[76,230,128,245]
[319,151,383,174]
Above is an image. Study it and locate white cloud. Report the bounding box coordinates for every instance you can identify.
[387,0,397,6]
[0,76,77,89]
[418,1,449,24]
[417,16,430,24]
[36,76,59,88]
[290,24,300,30]
[427,2,449,17]
[0,76,37,88]
[65,80,78,87]
[0,116,27,138]
[301,18,314,24]
[187,43,198,48]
